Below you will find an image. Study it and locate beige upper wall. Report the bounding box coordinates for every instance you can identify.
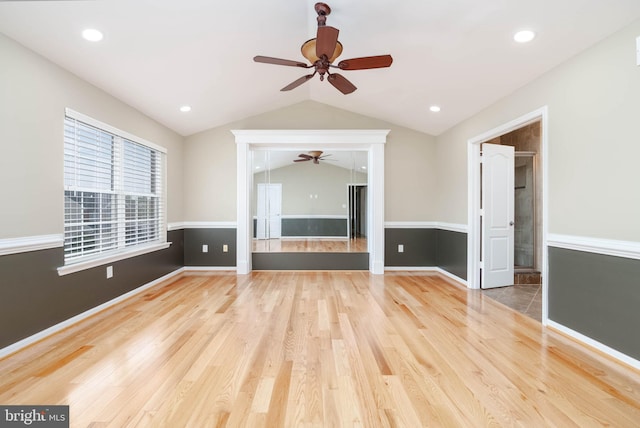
[0,33,184,239]
[436,18,640,242]
[183,101,437,222]
[253,162,367,216]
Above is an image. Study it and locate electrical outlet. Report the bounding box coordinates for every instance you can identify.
[202,244,208,253]
[223,244,228,253]
[398,244,404,253]
[106,266,113,279]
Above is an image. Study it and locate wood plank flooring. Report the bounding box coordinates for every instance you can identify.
[252,238,367,253]
[1,271,640,427]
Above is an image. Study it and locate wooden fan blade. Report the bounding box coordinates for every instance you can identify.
[328,73,357,94]
[298,154,313,159]
[254,56,309,67]
[280,74,314,91]
[337,55,393,70]
[316,26,339,59]
[294,158,311,162]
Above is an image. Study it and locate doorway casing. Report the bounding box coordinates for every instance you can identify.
[467,106,549,322]
[232,129,389,275]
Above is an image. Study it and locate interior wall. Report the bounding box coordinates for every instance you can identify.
[183,101,437,223]
[434,17,640,364]
[0,33,185,351]
[253,162,367,216]
[436,18,640,241]
[0,33,184,238]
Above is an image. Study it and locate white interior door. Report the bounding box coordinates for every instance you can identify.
[481,143,515,289]
[256,183,281,239]
[268,184,282,238]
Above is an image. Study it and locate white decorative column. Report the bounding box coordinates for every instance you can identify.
[369,142,385,274]
[235,141,251,274]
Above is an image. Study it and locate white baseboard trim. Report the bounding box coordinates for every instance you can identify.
[0,234,64,256]
[384,266,468,286]
[384,222,468,233]
[0,267,185,360]
[436,222,468,233]
[546,319,640,371]
[547,234,640,261]
[384,266,438,271]
[433,267,469,285]
[280,215,348,219]
[385,221,437,229]
[183,266,237,272]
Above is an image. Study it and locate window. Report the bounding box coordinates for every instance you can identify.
[62,109,166,268]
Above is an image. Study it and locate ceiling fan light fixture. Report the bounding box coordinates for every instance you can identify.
[254,2,391,95]
[301,38,343,63]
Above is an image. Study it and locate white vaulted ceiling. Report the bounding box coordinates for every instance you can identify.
[1,0,640,137]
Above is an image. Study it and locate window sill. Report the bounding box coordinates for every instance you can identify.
[57,242,172,276]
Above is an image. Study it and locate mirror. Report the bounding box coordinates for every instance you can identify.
[252,150,368,253]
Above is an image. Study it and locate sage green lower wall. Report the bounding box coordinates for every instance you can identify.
[183,227,466,275]
[184,228,237,267]
[253,252,369,270]
[436,230,468,281]
[548,247,640,361]
[0,230,184,350]
[252,218,348,238]
[385,228,467,280]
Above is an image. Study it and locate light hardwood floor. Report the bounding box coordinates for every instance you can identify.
[1,271,639,427]
[252,238,367,253]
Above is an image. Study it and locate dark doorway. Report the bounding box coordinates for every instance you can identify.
[348,185,367,239]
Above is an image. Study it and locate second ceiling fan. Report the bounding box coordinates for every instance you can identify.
[254,2,393,94]
[294,151,332,165]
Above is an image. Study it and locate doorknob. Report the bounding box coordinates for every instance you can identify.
[509,221,514,226]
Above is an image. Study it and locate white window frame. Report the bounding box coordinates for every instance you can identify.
[58,109,169,276]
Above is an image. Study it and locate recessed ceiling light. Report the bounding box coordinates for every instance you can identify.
[82,28,103,42]
[361,166,367,170]
[429,105,441,113]
[179,105,192,112]
[514,30,535,43]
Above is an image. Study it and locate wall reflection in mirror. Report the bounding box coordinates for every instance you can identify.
[252,150,368,253]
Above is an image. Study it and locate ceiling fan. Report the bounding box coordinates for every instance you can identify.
[254,2,392,94]
[294,151,332,165]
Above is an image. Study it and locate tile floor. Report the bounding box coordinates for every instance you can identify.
[481,283,542,322]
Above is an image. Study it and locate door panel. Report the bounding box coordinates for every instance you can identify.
[268,184,282,238]
[256,183,282,239]
[482,143,514,289]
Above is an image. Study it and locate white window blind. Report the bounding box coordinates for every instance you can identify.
[63,110,166,265]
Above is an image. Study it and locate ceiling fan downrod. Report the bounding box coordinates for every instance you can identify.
[315,2,331,26]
